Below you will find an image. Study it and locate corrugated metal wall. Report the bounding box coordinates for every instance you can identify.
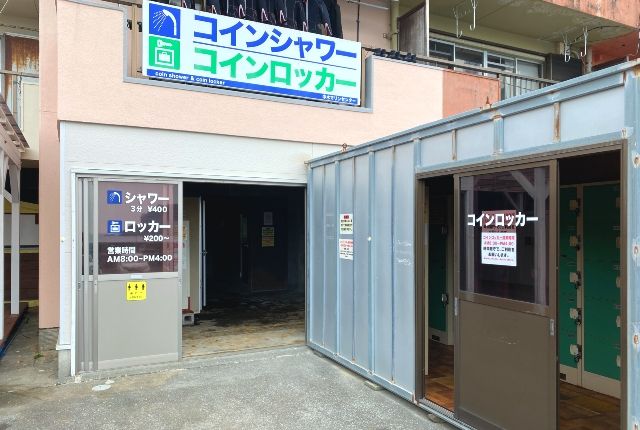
[308,144,417,399]
[308,61,640,422]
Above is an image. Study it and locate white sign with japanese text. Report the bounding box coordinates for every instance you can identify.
[143,0,362,105]
[339,213,353,235]
[100,182,179,274]
[479,210,517,267]
[481,232,517,267]
[339,238,353,260]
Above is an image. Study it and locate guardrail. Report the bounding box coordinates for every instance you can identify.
[365,47,557,100]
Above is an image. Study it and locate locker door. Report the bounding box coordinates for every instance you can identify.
[558,186,580,384]
[582,183,621,397]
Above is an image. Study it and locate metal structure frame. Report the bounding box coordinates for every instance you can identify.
[306,60,640,428]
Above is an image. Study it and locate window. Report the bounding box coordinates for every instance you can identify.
[429,37,543,80]
[455,46,484,67]
[429,40,454,61]
[459,167,550,305]
[487,54,515,73]
[516,59,542,78]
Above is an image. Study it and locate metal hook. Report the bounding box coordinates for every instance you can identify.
[469,0,478,31]
[563,33,571,63]
[453,6,463,38]
[579,26,589,59]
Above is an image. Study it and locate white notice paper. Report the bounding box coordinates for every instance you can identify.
[339,213,353,235]
[339,238,354,260]
[480,210,517,267]
[481,231,517,266]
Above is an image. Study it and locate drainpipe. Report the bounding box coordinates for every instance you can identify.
[390,0,399,51]
[425,0,429,56]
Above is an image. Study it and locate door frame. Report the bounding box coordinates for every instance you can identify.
[413,141,627,429]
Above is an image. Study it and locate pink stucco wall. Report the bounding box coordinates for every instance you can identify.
[38,0,60,329]
[443,70,500,117]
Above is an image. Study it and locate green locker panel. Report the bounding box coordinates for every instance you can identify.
[583,183,620,381]
[428,223,448,333]
[559,187,578,369]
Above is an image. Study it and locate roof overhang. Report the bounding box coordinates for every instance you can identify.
[402,0,635,47]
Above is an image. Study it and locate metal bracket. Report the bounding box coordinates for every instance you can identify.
[126,19,132,30]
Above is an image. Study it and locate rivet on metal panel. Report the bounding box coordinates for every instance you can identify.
[634,333,640,347]
[632,151,640,168]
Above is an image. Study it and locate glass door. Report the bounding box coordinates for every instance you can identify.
[454,162,557,430]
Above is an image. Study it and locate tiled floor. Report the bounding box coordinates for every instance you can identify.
[423,341,621,428]
[424,340,455,411]
[182,291,305,357]
[559,381,621,429]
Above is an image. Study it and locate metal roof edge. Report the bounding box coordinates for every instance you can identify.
[308,59,640,168]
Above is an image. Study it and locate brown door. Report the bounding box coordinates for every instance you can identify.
[454,162,557,430]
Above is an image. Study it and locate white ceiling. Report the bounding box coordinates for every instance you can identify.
[0,0,39,20]
[403,0,633,43]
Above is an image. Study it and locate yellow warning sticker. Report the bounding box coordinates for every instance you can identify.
[126,281,147,301]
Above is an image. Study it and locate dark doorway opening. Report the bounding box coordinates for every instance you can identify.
[558,151,622,430]
[182,183,305,357]
[422,175,455,412]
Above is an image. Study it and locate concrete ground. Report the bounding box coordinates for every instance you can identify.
[1,311,452,430]
[183,292,305,357]
[0,308,58,390]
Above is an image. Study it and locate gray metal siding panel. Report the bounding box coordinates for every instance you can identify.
[561,87,625,142]
[373,148,394,380]
[503,106,555,152]
[353,154,371,368]
[625,68,639,428]
[323,163,338,352]
[421,132,453,167]
[310,167,325,345]
[338,158,355,359]
[392,144,416,389]
[457,123,494,160]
